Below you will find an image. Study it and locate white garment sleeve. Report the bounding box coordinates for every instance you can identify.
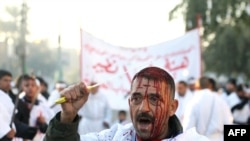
[80,124,118,141]
[47,90,60,107]
[40,102,56,124]
[221,98,234,124]
[182,101,197,131]
[0,106,11,138]
[103,97,112,125]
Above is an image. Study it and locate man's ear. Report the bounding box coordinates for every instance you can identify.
[169,99,178,116]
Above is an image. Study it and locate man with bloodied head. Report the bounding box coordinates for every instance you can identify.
[43,66,210,141]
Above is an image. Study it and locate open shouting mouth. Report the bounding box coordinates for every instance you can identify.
[136,113,154,131]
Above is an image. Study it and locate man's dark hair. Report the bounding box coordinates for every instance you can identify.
[15,74,34,93]
[20,75,36,82]
[199,76,210,89]
[131,66,175,99]
[236,84,244,92]
[227,78,237,86]
[178,80,187,87]
[208,77,217,91]
[118,110,127,116]
[36,76,48,88]
[0,69,12,79]
[15,74,30,87]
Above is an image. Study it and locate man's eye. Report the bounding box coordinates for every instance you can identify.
[131,95,142,103]
[132,96,141,101]
[149,95,160,105]
[150,96,158,102]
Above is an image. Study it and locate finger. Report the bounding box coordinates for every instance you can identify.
[73,83,81,97]
[68,84,77,100]
[64,91,73,103]
[61,85,73,97]
[79,82,89,96]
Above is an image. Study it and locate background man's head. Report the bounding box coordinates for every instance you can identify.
[187,77,196,92]
[199,76,210,89]
[36,76,48,93]
[15,74,30,93]
[208,77,217,92]
[118,110,127,123]
[55,80,67,92]
[129,66,178,140]
[22,75,39,100]
[236,84,247,99]
[177,80,188,97]
[0,70,12,93]
[226,78,237,94]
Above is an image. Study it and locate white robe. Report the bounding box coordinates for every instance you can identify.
[175,90,193,124]
[24,95,55,141]
[80,123,210,141]
[0,90,16,139]
[29,102,55,127]
[182,89,233,141]
[47,89,62,114]
[221,91,249,124]
[112,119,131,127]
[220,92,241,109]
[232,101,250,124]
[226,92,241,108]
[78,91,112,134]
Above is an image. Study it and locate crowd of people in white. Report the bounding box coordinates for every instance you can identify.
[0,69,249,141]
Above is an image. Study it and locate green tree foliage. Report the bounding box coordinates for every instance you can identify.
[169,0,250,79]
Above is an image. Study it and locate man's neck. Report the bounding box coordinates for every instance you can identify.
[24,95,34,102]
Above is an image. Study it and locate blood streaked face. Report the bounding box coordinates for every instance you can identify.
[129,77,172,140]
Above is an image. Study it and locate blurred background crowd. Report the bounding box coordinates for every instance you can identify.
[0,0,250,141]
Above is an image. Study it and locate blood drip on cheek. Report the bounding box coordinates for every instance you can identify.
[130,77,144,123]
[150,80,169,139]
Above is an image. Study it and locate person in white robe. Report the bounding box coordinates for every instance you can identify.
[175,80,193,124]
[0,90,16,140]
[20,76,55,141]
[19,78,48,105]
[231,84,250,124]
[47,81,67,113]
[112,110,131,127]
[183,76,233,141]
[187,76,198,95]
[220,78,241,108]
[0,70,40,141]
[77,81,112,134]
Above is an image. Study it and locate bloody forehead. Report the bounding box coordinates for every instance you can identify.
[135,77,164,89]
[132,67,173,83]
[131,67,175,98]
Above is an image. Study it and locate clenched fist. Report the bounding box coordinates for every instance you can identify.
[60,82,89,123]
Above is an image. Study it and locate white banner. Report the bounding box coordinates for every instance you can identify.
[80,29,201,110]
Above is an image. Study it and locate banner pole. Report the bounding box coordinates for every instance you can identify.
[196,13,203,77]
